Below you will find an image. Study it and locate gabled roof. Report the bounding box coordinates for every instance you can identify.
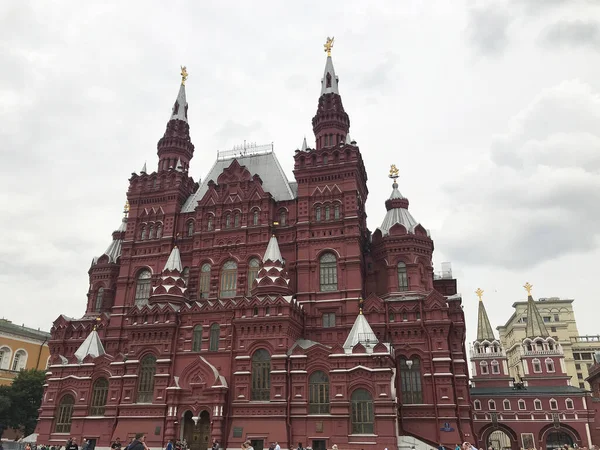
[74,329,105,362]
[181,151,295,212]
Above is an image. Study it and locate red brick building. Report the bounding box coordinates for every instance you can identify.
[36,45,474,450]
[471,287,594,450]
[584,353,600,444]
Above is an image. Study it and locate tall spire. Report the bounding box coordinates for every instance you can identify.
[475,288,496,342]
[524,282,549,338]
[157,66,194,172]
[312,37,350,150]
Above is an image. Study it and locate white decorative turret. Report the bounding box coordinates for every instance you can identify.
[148,246,188,303]
[251,235,292,297]
[74,319,106,363]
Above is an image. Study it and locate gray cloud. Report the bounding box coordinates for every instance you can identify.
[440,80,600,269]
[539,20,600,50]
[466,3,513,56]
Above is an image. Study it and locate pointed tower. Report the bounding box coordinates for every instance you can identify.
[157,66,195,172]
[518,283,569,386]
[251,235,293,297]
[312,37,350,149]
[74,318,107,363]
[148,246,189,304]
[469,289,512,388]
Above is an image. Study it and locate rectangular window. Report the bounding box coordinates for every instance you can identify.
[199,273,210,299]
[582,353,593,360]
[551,327,556,332]
[576,364,581,370]
[554,314,560,321]
[574,353,581,360]
[577,373,583,379]
[543,316,551,323]
[322,313,336,328]
[579,382,585,388]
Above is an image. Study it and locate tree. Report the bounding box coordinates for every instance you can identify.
[0,384,12,439]
[5,369,46,437]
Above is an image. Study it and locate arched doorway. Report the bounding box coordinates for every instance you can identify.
[546,431,574,450]
[182,410,211,450]
[488,430,512,450]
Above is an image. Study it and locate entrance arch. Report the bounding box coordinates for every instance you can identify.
[488,429,512,450]
[545,431,574,450]
[182,410,211,450]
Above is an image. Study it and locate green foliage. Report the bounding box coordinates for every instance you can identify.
[0,369,46,438]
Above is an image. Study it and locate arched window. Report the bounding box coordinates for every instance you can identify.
[135,270,152,306]
[55,395,75,433]
[480,360,489,374]
[149,225,155,240]
[319,253,338,291]
[253,210,259,226]
[473,399,481,410]
[0,346,12,370]
[192,325,202,352]
[12,350,27,371]
[315,206,321,222]
[279,210,287,226]
[534,399,542,410]
[156,223,162,239]
[220,261,238,298]
[247,258,261,294]
[491,360,500,374]
[399,357,422,404]
[503,399,511,410]
[550,399,558,410]
[488,399,496,410]
[309,371,330,414]
[334,204,340,219]
[137,355,157,403]
[566,398,574,409]
[140,226,146,240]
[209,323,220,352]
[199,263,211,299]
[397,262,409,291]
[234,212,240,228]
[187,221,194,237]
[323,154,329,164]
[546,358,555,372]
[532,358,542,373]
[90,378,109,416]
[351,389,374,434]
[207,215,214,231]
[225,214,231,229]
[518,399,526,410]
[325,205,330,220]
[251,349,271,401]
[182,267,190,285]
[95,287,104,312]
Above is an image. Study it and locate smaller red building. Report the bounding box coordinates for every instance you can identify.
[584,353,600,444]
[470,286,594,450]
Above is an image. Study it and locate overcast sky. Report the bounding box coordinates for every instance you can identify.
[1,1,599,346]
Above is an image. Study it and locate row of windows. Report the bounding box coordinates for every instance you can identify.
[0,347,27,371]
[55,378,109,432]
[133,252,343,304]
[140,223,163,240]
[314,204,341,222]
[474,398,574,411]
[186,210,289,236]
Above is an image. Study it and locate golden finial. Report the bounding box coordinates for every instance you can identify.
[180,66,188,85]
[123,200,130,215]
[358,297,364,315]
[93,316,101,331]
[389,164,399,180]
[524,282,533,296]
[324,36,335,57]
[475,288,484,302]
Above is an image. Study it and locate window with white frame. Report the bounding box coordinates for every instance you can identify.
[566,399,574,409]
[532,358,542,373]
[546,358,555,372]
[491,360,500,374]
[518,399,526,410]
[11,350,27,371]
[503,399,511,410]
[0,346,12,370]
[534,399,542,410]
[550,399,558,410]
[473,400,481,410]
[488,400,496,410]
[479,361,489,375]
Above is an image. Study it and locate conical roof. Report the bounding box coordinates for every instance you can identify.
[343,312,378,351]
[477,298,496,342]
[320,55,340,96]
[74,329,106,362]
[301,136,308,151]
[164,246,183,272]
[170,83,188,122]
[378,181,421,236]
[525,288,549,338]
[263,235,283,263]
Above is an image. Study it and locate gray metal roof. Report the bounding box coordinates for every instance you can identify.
[263,235,283,263]
[182,151,295,212]
[343,313,379,353]
[101,217,127,264]
[321,55,340,96]
[378,182,425,237]
[74,329,106,362]
[164,246,183,272]
[0,319,50,341]
[170,84,187,123]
